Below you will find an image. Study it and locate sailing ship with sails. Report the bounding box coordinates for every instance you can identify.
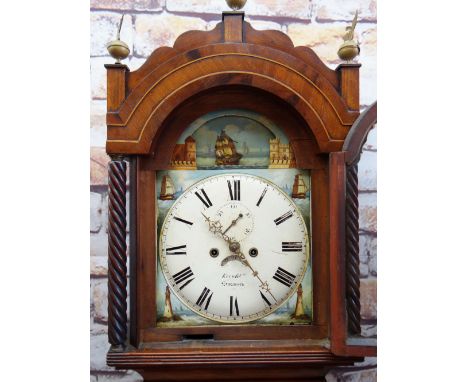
[215,129,243,166]
[159,175,175,200]
[291,174,308,199]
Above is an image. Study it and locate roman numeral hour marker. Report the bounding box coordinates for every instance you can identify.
[166,245,187,255]
[228,180,240,201]
[282,242,303,252]
[172,266,194,289]
[230,296,240,316]
[196,287,213,310]
[274,210,294,225]
[195,188,212,208]
[273,267,296,288]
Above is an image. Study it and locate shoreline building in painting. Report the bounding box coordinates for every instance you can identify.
[268,137,296,168]
[169,136,197,170]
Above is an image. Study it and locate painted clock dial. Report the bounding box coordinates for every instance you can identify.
[159,173,309,323]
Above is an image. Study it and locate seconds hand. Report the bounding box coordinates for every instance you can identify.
[222,213,243,235]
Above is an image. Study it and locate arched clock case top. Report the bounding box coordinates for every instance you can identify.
[105,11,376,381]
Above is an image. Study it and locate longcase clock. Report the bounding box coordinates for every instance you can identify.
[104,9,377,382]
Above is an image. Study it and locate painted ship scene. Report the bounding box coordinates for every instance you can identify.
[215,129,243,166]
[155,168,312,328]
[291,174,308,199]
[159,175,175,200]
[168,109,296,170]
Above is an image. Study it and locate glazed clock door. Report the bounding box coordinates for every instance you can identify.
[155,109,314,328]
[159,173,309,323]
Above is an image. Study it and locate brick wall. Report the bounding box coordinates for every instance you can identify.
[90,1,377,381]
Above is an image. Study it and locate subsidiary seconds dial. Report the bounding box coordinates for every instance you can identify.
[159,173,309,323]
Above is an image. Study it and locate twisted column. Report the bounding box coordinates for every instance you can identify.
[345,163,361,335]
[107,156,127,349]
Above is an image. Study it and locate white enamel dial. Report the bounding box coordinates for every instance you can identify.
[159,173,309,323]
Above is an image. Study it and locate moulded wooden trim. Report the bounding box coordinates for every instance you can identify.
[343,101,377,165]
[125,20,340,93]
[107,346,362,368]
[106,46,358,154]
[244,23,339,89]
[329,153,377,358]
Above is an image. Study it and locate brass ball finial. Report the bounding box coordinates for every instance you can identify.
[337,10,360,62]
[106,15,130,64]
[226,0,247,11]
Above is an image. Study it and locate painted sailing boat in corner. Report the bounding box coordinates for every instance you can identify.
[159,175,175,200]
[291,174,308,199]
[215,130,243,166]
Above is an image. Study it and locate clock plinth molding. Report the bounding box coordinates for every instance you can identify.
[105,11,377,380]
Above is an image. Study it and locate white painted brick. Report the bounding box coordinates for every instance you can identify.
[91,256,108,277]
[134,13,206,57]
[91,57,109,99]
[358,150,376,191]
[358,26,377,106]
[91,192,104,233]
[166,0,225,14]
[167,0,312,20]
[368,252,377,276]
[359,234,376,263]
[360,262,369,277]
[90,334,112,371]
[91,0,162,12]
[91,230,108,257]
[359,192,377,232]
[91,100,107,148]
[245,18,283,31]
[356,356,377,367]
[91,317,108,336]
[287,22,346,63]
[364,126,377,151]
[316,0,377,22]
[92,279,108,323]
[97,371,143,382]
[339,368,377,382]
[128,57,146,72]
[206,18,283,33]
[360,278,377,320]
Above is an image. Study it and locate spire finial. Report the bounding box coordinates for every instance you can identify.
[106,15,130,64]
[337,10,360,62]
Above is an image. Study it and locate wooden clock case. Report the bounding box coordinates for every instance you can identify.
[105,11,377,381]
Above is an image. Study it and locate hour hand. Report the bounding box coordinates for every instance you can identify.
[201,212,228,240]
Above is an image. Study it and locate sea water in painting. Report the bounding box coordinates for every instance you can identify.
[155,169,313,327]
